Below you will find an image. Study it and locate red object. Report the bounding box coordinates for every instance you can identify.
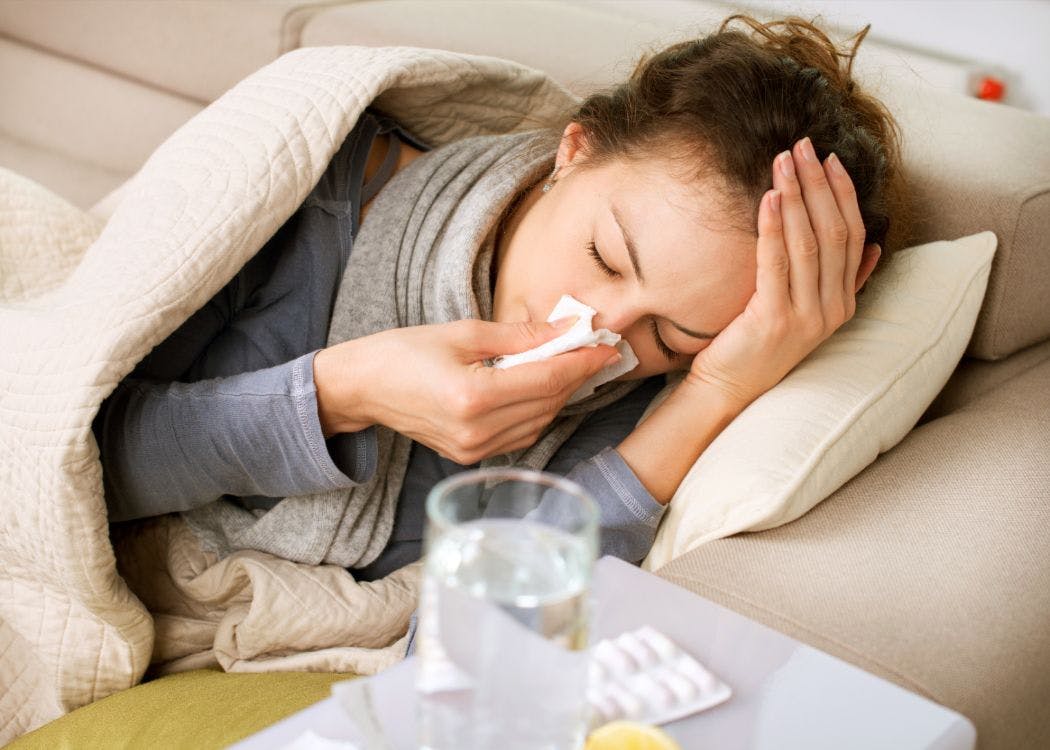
[975,75,1006,102]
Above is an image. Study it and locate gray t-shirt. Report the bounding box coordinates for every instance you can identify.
[93,108,669,579]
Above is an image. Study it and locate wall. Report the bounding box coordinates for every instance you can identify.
[739,0,1050,117]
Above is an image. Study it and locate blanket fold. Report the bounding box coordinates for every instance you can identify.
[0,45,629,743]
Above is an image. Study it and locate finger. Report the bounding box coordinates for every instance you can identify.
[772,149,820,312]
[859,243,881,293]
[822,152,867,298]
[482,412,556,459]
[755,189,790,312]
[457,316,579,360]
[468,392,562,441]
[793,137,848,315]
[477,343,620,403]
[447,362,595,461]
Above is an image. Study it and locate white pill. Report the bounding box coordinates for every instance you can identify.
[615,632,658,669]
[636,625,679,660]
[595,640,634,676]
[658,668,699,702]
[606,684,644,718]
[677,655,718,693]
[588,690,621,723]
[626,671,676,711]
[588,658,608,684]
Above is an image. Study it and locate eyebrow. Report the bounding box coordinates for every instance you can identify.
[610,204,722,340]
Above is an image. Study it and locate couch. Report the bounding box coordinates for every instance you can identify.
[1,1,1048,748]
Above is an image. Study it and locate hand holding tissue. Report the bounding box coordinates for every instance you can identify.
[493,295,639,404]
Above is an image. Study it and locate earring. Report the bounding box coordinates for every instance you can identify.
[542,164,560,193]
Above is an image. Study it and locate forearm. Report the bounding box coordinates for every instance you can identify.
[616,376,747,505]
[96,352,376,522]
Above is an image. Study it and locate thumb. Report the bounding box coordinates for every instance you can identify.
[465,315,579,359]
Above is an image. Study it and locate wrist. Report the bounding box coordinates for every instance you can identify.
[313,339,377,438]
[618,375,748,505]
[681,370,758,415]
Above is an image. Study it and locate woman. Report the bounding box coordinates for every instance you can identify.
[94,15,902,580]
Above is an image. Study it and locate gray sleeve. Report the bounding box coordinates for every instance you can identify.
[537,376,669,565]
[562,446,666,564]
[95,350,377,523]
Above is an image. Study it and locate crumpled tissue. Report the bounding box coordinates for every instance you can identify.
[492,294,639,403]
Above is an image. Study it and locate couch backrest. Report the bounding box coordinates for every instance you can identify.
[2,0,1048,359]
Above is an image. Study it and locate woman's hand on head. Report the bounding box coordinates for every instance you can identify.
[686,137,881,410]
[313,317,619,464]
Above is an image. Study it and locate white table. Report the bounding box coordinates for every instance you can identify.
[232,556,976,750]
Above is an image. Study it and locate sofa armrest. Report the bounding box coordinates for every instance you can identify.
[654,355,1050,750]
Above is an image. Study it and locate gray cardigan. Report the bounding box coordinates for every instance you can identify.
[93,108,668,580]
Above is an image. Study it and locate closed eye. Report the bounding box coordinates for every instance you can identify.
[649,319,680,362]
[587,242,619,278]
[587,241,681,362]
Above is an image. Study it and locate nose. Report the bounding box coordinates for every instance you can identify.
[591,301,642,335]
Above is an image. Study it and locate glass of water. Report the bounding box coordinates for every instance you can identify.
[417,468,600,750]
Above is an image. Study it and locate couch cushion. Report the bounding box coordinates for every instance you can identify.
[0,133,127,212]
[0,37,202,207]
[642,231,996,570]
[0,0,328,103]
[872,78,1050,360]
[302,0,728,98]
[5,667,357,749]
[922,337,1050,424]
[653,356,1050,750]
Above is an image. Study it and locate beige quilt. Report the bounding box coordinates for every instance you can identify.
[0,45,581,743]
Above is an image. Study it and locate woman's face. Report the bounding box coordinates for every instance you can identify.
[492,125,758,380]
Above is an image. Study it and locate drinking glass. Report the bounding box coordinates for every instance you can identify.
[416,468,600,750]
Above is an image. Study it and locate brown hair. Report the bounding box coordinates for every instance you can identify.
[562,14,911,270]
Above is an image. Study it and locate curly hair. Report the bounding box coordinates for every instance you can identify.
[560,14,912,270]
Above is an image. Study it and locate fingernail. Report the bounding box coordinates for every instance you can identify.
[604,352,622,367]
[828,152,847,177]
[769,189,781,214]
[800,137,816,162]
[551,315,578,330]
[778,150,795,178]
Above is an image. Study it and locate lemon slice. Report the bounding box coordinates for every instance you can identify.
[584,720,683,750]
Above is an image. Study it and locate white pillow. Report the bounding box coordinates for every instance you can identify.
[641,231,998,572]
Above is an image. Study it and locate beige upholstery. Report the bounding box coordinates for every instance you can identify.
[871,80,1050,361]
[0,132,126,213]
[0,0,330,103]
[301,0,731,98]
[923,337,1050,423]
[0,37,202,204]
[655,354,1050,750]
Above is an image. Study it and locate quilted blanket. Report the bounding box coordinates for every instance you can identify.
[0,45,580,742]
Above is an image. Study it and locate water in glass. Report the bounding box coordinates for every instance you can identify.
[418,516,593,750]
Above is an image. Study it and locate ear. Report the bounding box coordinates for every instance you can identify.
[556,121,591,172]
[854,243,882,293]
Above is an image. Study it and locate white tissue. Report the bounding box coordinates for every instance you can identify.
[492,294,639,403]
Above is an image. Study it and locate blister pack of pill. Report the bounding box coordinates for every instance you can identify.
[586,625,731,729]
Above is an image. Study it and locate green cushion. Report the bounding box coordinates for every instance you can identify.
[8,667,358,749]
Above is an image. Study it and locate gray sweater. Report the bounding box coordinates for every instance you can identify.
[93,108,668,580]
